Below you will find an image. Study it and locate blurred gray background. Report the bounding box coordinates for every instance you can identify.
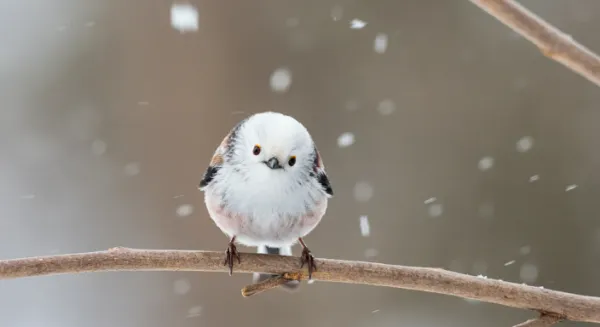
[1,0,600,326]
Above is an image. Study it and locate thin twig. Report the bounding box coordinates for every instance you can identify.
[241,275,291,297]
[0,247,597,323]
[470,0,600,87]
[514,314,562,327]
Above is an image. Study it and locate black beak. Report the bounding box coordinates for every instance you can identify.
[265,157,283,170]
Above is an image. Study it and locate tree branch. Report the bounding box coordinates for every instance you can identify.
[470,0,600,87]
[241,274,290,297]
[0,247,598,324]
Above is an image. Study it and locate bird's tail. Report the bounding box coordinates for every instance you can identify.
[252,245,300,292]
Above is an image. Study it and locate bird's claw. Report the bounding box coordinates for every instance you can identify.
[223,242,241,276]
[300,247,317,279]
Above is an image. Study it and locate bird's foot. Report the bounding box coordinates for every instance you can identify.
[299,246,317,280]
[223,239,241,276]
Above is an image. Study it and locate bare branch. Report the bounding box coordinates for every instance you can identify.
[0,248,597,323]
[470,0,600,87]
[514,314,562,327]
[241,275,290,297]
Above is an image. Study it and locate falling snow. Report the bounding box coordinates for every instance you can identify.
[428,203,443,217]
[359,215,370,236]
[270,68,292,93]
[187,306,203,318]
[519,263,539,283]
[424,197,436,204]
[516,136,534,152]
[170,3,199,33]
[124,162,141,176]
[374,33,388,54]
[478,156,494,171]
[91,139,107,156]
[519,245,532,255]
[5,1,595,319]
[173,278,191,295]
[350,19,367,29]
[353,182,374,202]
[176,204,194,217]
[377,99,396,115]
[337,132,355,148]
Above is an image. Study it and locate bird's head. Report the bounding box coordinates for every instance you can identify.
[229,112,316,181]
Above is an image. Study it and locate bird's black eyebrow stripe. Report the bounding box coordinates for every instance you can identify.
[199,166,220,189]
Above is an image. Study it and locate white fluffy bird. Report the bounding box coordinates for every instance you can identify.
[198,112,333,290]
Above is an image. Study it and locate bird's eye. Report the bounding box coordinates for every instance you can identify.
[288,156,296,166]
[252,145,261,156]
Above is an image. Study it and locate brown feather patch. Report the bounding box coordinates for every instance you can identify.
[209,130,233,166]
[219,133,230,149]
[210,153,224,166]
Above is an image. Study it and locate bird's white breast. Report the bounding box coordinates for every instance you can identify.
[204,165,327,247]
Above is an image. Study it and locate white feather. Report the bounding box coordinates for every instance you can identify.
[256,244,268,254]
[278,245,293,256]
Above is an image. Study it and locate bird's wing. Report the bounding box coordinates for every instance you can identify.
[312,145,333,197]
[198,118,247,191]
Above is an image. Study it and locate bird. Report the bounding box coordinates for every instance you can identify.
[198,111,333,290]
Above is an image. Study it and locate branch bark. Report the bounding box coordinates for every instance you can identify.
[470,0,600,87]
[241,275,290,297]
[0,247,598,324]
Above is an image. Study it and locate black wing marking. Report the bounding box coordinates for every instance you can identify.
[312,145,333,197]
[199,165,220,190]
[317,172,333,196]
